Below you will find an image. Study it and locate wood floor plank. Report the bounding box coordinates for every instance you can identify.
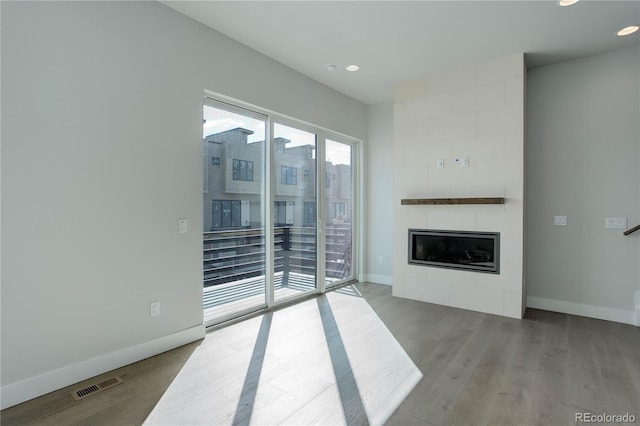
[485,318,546,425]
[589,318,640,417]
[443,317,523,425]
[566,315,609,415]
[279,384,347,426]
[528,310,571,425]
[410,314,503,424]
[613,324,640,414]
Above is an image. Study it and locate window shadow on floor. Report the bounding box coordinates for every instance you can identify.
[316,295,370,425]
[232,312,273,426]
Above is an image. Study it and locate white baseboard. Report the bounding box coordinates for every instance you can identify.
[527,296,636,326]
[1,324,205,410]
[635,291,640,327]
[362,274,392,285]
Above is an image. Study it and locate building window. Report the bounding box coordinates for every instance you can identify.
[274,201,294,226]
[304,202,316,226]
[211,157,221,165]
[304,169,309,177]
[325,172,331,188]
[232,159,254,181]
[212,200,242,229]
[333,202,346,219]
[281,166,297,185]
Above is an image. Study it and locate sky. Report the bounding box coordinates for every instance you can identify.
[204,105,351,165]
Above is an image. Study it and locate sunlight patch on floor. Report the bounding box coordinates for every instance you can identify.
[144,286,422,425]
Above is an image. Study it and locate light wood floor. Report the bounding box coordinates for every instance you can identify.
[2,282,639,425]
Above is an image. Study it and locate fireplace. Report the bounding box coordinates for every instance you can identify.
[408,229,500,274]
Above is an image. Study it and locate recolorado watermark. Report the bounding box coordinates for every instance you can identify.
[575,412,636,423]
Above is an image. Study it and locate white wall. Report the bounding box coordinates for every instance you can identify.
[392,54,526,319]
[526,45,640,325]
[364,103,394,285]
[1,1,365,408]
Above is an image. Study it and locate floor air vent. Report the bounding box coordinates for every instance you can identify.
[72,376,124,401]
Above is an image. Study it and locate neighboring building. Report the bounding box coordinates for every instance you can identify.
[203,128,352,232]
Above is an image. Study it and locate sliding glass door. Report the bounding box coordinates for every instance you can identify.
[273,122,318,302]
[202,101,267,323]
[202,97,358,325]
[324,138,355,287]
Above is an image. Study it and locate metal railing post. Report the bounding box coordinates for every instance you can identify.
[282,226,290,287]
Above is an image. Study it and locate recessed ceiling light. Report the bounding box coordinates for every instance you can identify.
[346,65,360,72]
[325,64,336,72]
[558,0,579,6]
[617,25,639,37]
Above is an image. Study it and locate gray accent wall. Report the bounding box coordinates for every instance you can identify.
[526,45,640,324]
[1,0,365,408]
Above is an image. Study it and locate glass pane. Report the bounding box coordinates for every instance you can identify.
[203,103,266,324]
[212,201,221,229]
[274,123,317,301]
[231,201,241,228]
[325,139,353,286]
[221,200,232,228]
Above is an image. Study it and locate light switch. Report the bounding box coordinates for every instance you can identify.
[178,218,188,234]
[437,159,444,169]
[554,216,567,226]
[605,217,627,229]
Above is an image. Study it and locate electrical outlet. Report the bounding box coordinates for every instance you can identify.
[454,156,469,167]
[554,216,567,226]
[150,301,161,317]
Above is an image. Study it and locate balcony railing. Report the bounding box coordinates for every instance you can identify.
[203,225,352,288]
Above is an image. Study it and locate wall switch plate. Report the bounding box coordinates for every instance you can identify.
[605,217,627,229]
[378,255,384,264]
[437,159,444,169]
[150,301,161,317]
[178,218,188,234]
[554,216,567,226]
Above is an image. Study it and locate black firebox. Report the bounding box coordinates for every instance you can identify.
[408,229,500,274]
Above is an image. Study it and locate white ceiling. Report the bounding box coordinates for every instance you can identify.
[162,1,640,105]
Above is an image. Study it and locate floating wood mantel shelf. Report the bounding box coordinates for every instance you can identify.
[401,197,505,205]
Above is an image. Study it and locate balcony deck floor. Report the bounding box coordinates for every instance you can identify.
[203,271,341,323]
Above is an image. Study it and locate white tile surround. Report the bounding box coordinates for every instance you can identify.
[393,54,525,319]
